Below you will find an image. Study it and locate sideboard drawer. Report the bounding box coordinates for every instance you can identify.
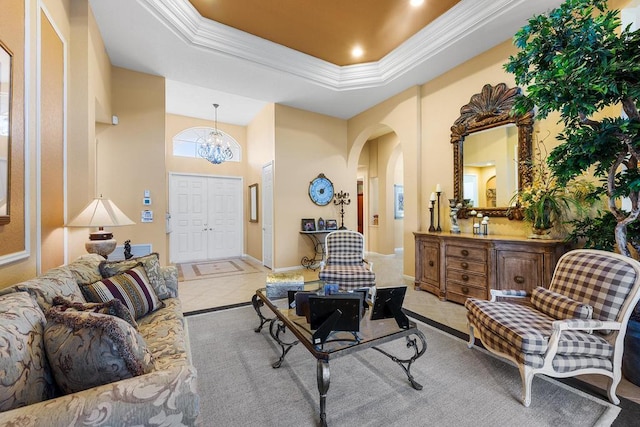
[445,244,486,262]
[446,282,486,303]
[446,269,487,288]
[446,258,486,274]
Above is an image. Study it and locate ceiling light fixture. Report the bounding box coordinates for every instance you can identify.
[351,46,364,58]
[198,103,232,165]
[410,0,425,7]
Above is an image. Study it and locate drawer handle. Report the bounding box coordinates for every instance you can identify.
[514,276,525,284]
[461,249,469,257]
[428,260,434,267]
[461,262,469,269]
[462,286,470,294]
[461,274,469,281]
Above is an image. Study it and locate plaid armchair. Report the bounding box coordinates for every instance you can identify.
[466,249,640,407]
[318,230,376,291]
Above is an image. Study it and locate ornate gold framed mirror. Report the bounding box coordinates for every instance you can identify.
[450,83,534,219]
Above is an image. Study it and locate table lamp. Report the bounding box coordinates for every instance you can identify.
[66,196,135,258]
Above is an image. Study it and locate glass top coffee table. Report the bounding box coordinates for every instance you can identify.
[251,283,427,427]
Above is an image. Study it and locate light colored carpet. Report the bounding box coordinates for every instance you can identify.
[177,258,259,281]
[187,305,620,427]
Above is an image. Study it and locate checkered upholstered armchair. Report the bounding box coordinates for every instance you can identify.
[466,249,640,407]
[318,230,376,291]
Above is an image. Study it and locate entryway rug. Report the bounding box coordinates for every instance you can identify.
[177,258,259,281]
[187,305,622,426]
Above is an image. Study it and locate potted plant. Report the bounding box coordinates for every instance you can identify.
[505,0,640,385]
[510,139,581,238]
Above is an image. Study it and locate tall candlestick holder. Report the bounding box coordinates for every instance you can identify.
[428,200,436,232]
[333,191,351,230]
[436,190,442,232]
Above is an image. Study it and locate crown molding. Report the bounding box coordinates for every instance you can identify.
[139,0,529,91]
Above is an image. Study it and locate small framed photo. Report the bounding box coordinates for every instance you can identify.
[317,217,325,230]
[326,219,338,230]
[301,218,316,231]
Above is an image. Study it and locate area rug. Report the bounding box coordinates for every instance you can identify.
[187,305,621,427]
[177,258,259,281]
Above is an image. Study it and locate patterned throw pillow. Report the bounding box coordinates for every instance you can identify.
[3,268,86,311]
[0,292,56,411]
[66,253,104,285]
[99,253,171,300]
[51,296,138,329]
[44,307,155,394]
[531,286,593,320]
[81,265,163,319]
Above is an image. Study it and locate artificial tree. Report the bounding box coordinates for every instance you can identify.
[505,0,640,257]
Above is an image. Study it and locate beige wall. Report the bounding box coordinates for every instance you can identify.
[39,9,65,271]
[273,104,348,269]
[93,67,167,263]
[245,103,275,262]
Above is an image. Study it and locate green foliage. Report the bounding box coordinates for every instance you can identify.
[505,0,640,257]
[567,209,640,252]
[566,211,618,251]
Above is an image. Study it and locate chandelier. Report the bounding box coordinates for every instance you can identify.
[198,103,233,164]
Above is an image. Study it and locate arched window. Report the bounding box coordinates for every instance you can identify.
[172,127,241,162]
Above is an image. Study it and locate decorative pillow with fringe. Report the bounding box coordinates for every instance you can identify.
[44,306,154,394]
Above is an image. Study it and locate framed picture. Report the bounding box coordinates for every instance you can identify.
[301,218,316,231]
[0,40,12,225]
[394,184,404,219]
[317,217,325,230]
[325,219,338,230]
[249,183,258,222]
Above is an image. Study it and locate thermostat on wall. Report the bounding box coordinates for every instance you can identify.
[141,210,153,223]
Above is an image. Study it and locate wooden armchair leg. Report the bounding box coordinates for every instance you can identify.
[607,373,621,405]
[467,323,475,349]
[519,364,534,407]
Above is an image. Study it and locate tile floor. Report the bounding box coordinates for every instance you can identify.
[177,252,639,404]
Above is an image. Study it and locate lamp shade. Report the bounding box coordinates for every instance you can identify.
[66,197,135,234]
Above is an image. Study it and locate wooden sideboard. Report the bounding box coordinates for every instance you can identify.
[414,232,570,304]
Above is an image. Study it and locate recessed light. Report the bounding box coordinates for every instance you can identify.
[352,46,364,58]
[410,0,424,7]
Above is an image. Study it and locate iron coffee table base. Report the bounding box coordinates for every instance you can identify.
[252,291,427,426]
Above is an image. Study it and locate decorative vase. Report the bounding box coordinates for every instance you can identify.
[529,226,553,239]
[528,199,554,239]
[623,319,640,387]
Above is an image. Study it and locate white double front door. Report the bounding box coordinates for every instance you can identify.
[169,174,243,263]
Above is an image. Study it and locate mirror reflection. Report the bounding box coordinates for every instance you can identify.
[463,124,518,208]
[451,83,534,219]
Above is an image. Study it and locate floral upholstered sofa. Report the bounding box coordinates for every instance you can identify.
[0,253,200,426]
